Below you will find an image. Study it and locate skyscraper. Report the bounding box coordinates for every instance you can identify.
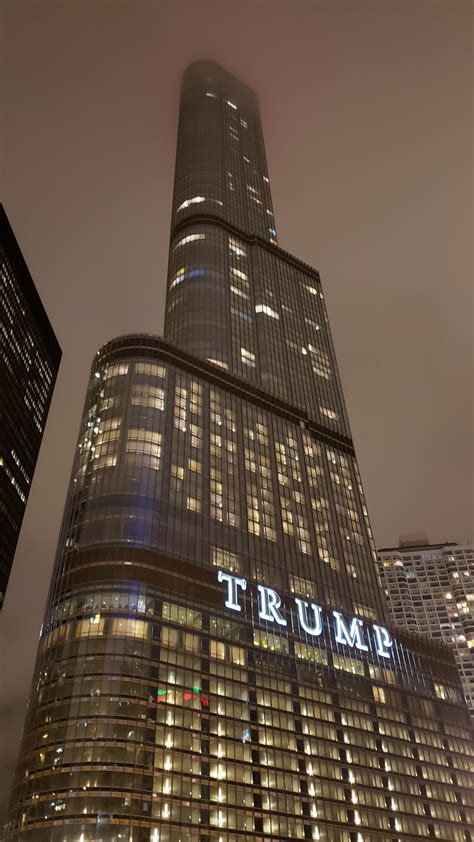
[378,537,474,714]
[4,62,473,841]
[0,205,61,609]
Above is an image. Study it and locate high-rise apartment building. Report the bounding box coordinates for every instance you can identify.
[4,62,473,842]
[378,538,474,714]
[0,205,61,609]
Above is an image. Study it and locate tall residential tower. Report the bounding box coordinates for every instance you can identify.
[378,538,474,714]
[0,205,61,608]
[4,62,473,842]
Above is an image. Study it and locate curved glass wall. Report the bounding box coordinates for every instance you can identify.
[4,337,474,842]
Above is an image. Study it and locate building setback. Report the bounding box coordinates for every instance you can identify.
[0,205,61,609]
[4,62,473,841]
[378,538,474,714]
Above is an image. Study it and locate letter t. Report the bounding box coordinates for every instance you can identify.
[217,570,247,612]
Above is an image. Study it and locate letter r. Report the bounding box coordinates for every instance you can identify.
[258,585,287,626]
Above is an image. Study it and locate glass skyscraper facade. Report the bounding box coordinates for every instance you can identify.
[0,204,61,609]
[4,62,473,842]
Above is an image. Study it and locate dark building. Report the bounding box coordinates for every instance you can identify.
[4,62,473,841]
[0,205,61,608]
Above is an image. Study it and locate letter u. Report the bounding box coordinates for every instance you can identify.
[295,598,323,636]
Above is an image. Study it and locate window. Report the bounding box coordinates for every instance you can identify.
[228,237,246,257]
[294,641,328,665]
[173,233,206,249]
[110,618,150,639]
[103,363,128,379]
[333,654,364,676]
[230,286,248,300]
[135,362,166,378]
[126,429,161,469]
[373,686,386,704]
[289,574,316,599]
[162,602,202,629]
[320,406,338,421]
[187,496,201,513]
[212,548,241,573]
[254,630,289,654]
[170,267,206,290]
[132,385,164,410]
[230,267,248,283]
[176,196,205,212]
[240,348,256,368]
[255,304,279,320]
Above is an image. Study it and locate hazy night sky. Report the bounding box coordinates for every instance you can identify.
[0,0,472,819]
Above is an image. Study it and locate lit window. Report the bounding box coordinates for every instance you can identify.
[228,237,246,257]
[294,642,328,665]
[103,363,129,379]
[132,385,164,410]
[162,601,202,628]
[333,653,364,676]
[320,406,338,421]
[170,268,206,290]
[176,196,205,212]
[126,429,162,469]
[187,496,201,513]
[253,629,289,654]
[289,574,315,599]
[135,362,166,378]
[255,304,279,320]
[212,547,241,573]
[110,618,150,639]
[207,358,228,369]
[241,348,256,368]
[373,685,386,703]
[230,286,248,300]
[226,100,237,110]
[173,233,206,249]
[230,267,248,282]
[305,284,318,295]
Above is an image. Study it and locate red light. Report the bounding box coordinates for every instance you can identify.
[156,687,209,707]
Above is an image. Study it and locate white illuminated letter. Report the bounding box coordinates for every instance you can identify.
[333,611,369,652]
[217,571,247,612]
[257,585,287,626]
[295,599,323,636]
[372,624,393,659]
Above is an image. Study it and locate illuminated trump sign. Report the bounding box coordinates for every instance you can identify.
[217,571,393,660]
